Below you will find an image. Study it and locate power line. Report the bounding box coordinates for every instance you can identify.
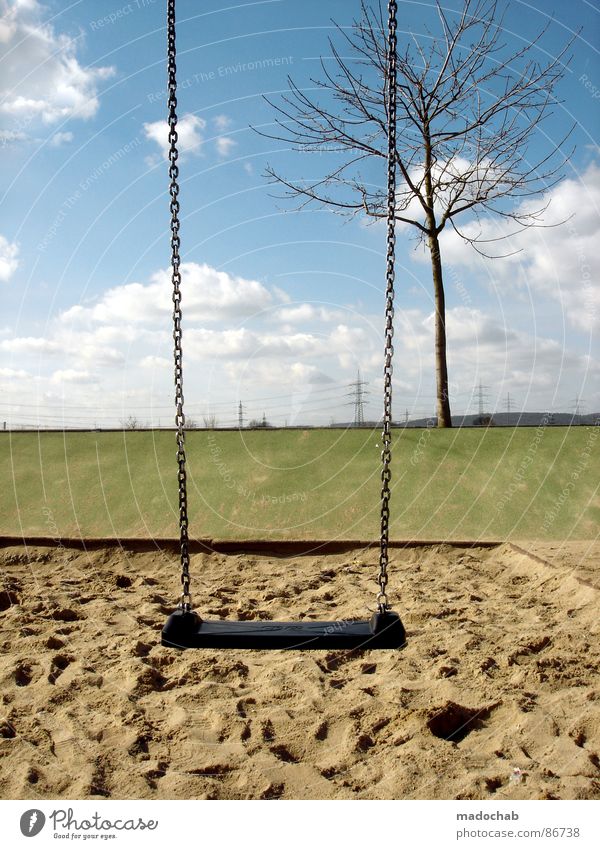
[0,381,352,412]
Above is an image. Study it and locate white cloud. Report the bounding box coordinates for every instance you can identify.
[0,335,61,353]
[215,135,236,157]
[271,285,291,303]
[49,130,73,147]
[143,113,206,159]
[140,355,170,369]
[329,324,369,369]
[397,157,503,230]
[397,305,596,412]
[275,304,349,323]
[0,129,27,145]
[0,234,18,281]
[186,323,373,375]
[51,369,97,384]
[60,262,275,325]
[2,243,596,425]
[0,0,114,126]
[77,343,124,366]
[276,304,318,323]
[213,115,231,131]
[0,366,29,378]
[227,360,335,388]
[186,327,320,360]
[0,331,123,368]
[428,162,600,331]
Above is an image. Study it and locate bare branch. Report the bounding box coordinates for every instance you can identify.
[257,0,574,249]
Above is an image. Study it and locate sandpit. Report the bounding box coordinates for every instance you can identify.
[0,541,598,800]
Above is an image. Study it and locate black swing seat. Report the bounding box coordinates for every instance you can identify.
[162,609,406,650]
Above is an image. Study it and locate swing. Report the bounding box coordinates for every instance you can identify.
[161,0,405,651]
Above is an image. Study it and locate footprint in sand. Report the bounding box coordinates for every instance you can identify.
[0,719,16,738]
[48,654,74,684]
[508,636,552,666]
[206,659,249,682]
[137,616,160,628]
[0,586,21,611]
[139,577,159,587]
[437,665,459,678]
[144,762,168,789]
[261,719,275,741]
[213,588,236,600]
[148,594,173,614]
[355,733,375,752]
[89,756,111,798]
[270,744,299,763]
[115,575,132,588]
[320,570,336,582]
[260,782,285,799]
[426,700,499,742]
[480,657,498,675]
[237,609,273,621]
[318,651,361,674]
[236,697,256,717]
[128,733,150,758]
[264,591,290,601]
[320,767,337,780]
[26,767,41,786]
[207,606,231,617]
[132,666,168,695]
[315,720,329,741]
[15,662,35,686]
[53,608,83,623]
[371,717,391,736]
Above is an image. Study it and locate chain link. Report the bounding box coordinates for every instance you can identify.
[167,0,191,613]
[377,0,398,613]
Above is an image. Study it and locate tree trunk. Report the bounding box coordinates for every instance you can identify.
[428,231,452,428]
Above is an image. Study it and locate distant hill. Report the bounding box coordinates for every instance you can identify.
[334,412,600,428]
[406,412,599,428]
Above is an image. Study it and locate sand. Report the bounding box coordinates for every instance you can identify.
[0,541,599,800]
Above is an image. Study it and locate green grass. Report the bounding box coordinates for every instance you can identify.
[1,427,598,541]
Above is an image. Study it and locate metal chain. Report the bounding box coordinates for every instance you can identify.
[377,0,398,613]
[167,0,191,612]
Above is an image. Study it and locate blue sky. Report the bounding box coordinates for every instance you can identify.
[0,0,598,427]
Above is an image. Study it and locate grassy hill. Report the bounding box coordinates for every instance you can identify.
[0,427,597,541]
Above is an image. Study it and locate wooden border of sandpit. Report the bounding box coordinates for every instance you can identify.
[0,536,502,556]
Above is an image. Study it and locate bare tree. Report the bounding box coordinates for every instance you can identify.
[260,0,574,427]
[202,414,218,429]
[122,415,139,430]
[248,413,272,428]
